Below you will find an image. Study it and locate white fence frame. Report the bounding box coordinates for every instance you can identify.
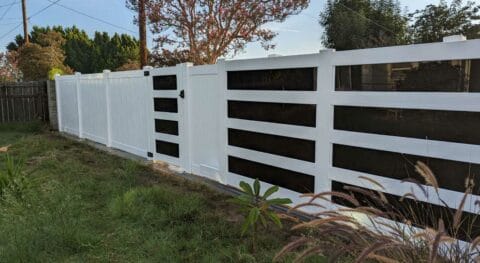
[56,39,480,215]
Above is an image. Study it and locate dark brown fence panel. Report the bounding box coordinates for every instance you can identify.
[0,81,49,123]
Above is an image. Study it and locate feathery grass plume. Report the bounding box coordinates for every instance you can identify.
[300,192,330,203]
[429,226,446,263]
[304,191,360,207]
[343,185,388,207]
[401,177,429,198]
[291,216,355,231]
[353,206,388,217]
[277,213,301,223]
[415,161,439,192]
[367,253,400,263]
[273,237,310,262]
[453,189,471,232]
[358,176,385,191]
[400,192,418,202]
[289,202,325,213]
[278,161,480,262]
[355,240,394,263]
[293,246,324,263]
[470,235,480,249]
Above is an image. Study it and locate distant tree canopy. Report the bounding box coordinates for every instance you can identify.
[127,0,310,65]
[150,49,191,67]
[7,26,140,73]
[17,31,72,81]
[409,0,480,43]
[320,0,409,50]
[320,0,480,50]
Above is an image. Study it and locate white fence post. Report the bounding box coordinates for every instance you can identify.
[54,74,63,132]
[184,62,194,173]
[216,59,228,184]
[103,70,112,147]
[143,66,154,161]
[75,72,83,138]
[317,49,336,208]
[178,62,193,172]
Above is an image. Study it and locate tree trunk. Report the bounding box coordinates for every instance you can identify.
[138,0,148,68]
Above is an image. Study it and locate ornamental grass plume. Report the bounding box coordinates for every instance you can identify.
[276,163,480,263]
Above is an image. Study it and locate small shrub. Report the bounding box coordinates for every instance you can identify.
[232,179,292,252]
[276,162,480,262]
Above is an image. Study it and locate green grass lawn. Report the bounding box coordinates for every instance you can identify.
[0,123,326,262]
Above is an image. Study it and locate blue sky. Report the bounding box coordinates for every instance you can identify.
[0,0,457,58]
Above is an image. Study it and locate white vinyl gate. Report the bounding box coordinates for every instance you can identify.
[149,65,190,169]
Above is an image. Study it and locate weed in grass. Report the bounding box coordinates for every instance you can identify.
[0,153,28,200]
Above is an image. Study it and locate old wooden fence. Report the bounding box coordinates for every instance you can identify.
[0,81,49,123]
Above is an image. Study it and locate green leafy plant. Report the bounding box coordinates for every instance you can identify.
[0,154,28,199]
[48,67,65,80]
[232,178,292,252]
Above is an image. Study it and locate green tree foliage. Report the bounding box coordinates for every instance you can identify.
[320,0,409,50]
[0,52,21,83]
[91,32,140,72]
[7,26,140,73]
[63,27,94,74]
[409,0,480,43]
[17,31,72,81]
[150,49,191,67]
[127,0,309,65]
[116,59,141,71]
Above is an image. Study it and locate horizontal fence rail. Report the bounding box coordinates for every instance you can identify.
[56,39,480,223]
[0,81,48,123]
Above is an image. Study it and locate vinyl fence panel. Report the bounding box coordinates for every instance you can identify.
[108,70,151,158]
[56,76,79,135]
[55,39,480,220]
[78,74,108,144]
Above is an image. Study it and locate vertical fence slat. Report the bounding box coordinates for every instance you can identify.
[0,81,49,124]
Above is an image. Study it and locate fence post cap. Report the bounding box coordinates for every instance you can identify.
[143,66,153,70]
[443,35,467,42]
[103,69,111,73]
[319,48,336,53]
[74,72,82,76]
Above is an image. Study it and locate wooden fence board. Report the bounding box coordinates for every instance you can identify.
[0,81,49,123]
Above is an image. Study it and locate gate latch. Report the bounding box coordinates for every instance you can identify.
[179,90,185,99]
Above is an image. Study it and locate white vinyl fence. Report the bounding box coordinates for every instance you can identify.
[56,39,480,227]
